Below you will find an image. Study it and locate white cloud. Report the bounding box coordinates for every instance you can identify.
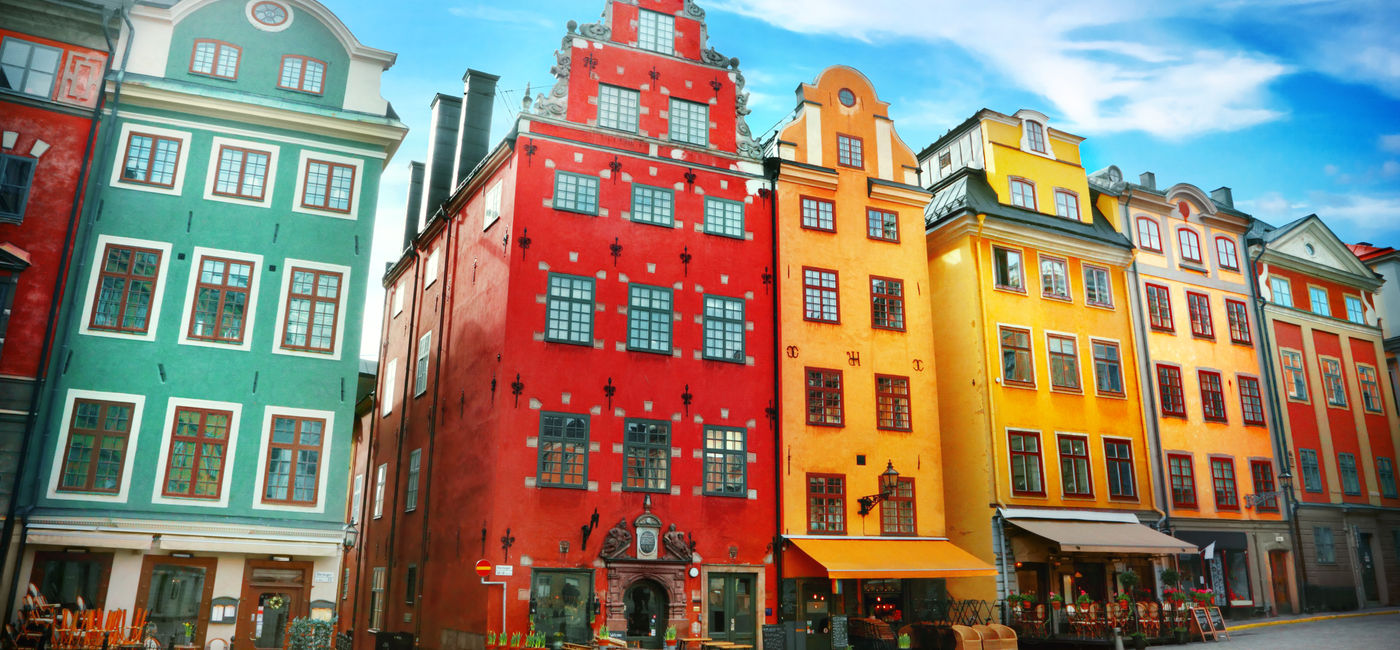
[1383,160,1400,177]
[1323,164,1339,175]
[1381,134,1400,153]
[1239,190,1400,239]
[448,6,556,30]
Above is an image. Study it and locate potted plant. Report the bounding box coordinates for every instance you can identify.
[181,622,196,646]
[665,627,679,650]
[1129,631,1148,650]
[1172,626,1189,645]
[1119,569,1139,597]
[510,632,523,649]
[897,633,911,649]
[1159,568,1180,590]
[597,624,609,642]
[1076,590,1092,606]
[1048,592,1063,609]
[486,632,498,650]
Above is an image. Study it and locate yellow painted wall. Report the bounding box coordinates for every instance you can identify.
[980,119,1095,226]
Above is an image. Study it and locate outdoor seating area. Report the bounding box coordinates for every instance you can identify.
[1007,598,1206,644]
[4,585,150,650]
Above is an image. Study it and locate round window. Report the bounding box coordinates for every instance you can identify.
[838,88,856,107]
[1305,243,1316,255]
[252,1,288,27]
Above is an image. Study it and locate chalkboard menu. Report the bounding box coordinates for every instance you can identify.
[763,624,784,650]
[1190,608,1213,641]
[830,616,848,650]
[1207,607,1229,640]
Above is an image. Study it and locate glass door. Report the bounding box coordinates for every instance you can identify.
[145,563,209,647]
[251,591,295,649]
[707,573,756,646]
[531,570,593,644]
[236,563,310,650]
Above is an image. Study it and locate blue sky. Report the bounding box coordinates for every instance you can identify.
[338,0,1400,358]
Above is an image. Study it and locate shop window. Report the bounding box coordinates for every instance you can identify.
[537,412,588,488]
[1168,453,1196,508]
[1058,434,1092,497]
[999,327,1034,387]
[879,477,915,536]
[806,473,845,534]
[1210,457,1239,510]
[1187,291,1213,338]
[1008,431,1044,496]
[545,273,594,345]
[1224,550,1251,604]
[623,419,670,493]
[529,570,594,643]
[30,552,113,609]
[805,368,843,426]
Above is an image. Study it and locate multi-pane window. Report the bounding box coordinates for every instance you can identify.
[537,412,588,488]
[875,375,911,431]
[870,277,904,330]
[702,295,744,362]
[1210,457,1239,510]
[1105,439,1135,499]
[880,478,915,536]
[121,133,181,187]
[623,419,670,492]
[0,154,35,223]
[278,55,326,94]
[627,284,672,354]
[1092,340,1124,395]
[1239,376,1266,425]
[1053,189,1079,219]
[90,243,161,334]
[0,37,62,97]
[999,326,1034,386]
[58,399,133,493]
[1136,217,1162,252]
[1178,228,1203,263]
[1339,453,1361,496]
[413,331,431,396]
[1199,371,1227,422]
[803,268,839,323]
[1008,431,1044,496]
[1281,350,1308,401]
[302,160,354,212]
[1345,295,1365,324]
[281,268,341,353]
[993,246,1024,291]
[1083,265,1112,307]
[1157,364,1186,417]
[1315,527,1336,564]
[1009,178,1036,209]
[703,197,743,238]
[598,85,640,132]
[1047,334,1080,390]
[1359,365,1384,413]
[545,273,594,345]
[1059,435,1092,497]
[837,134,863,168]
[163,407,231,499]
[703,427,746,496]
[191,40,239,80]
[1299,449,1322,493]
[262,415,323,505]
[1187,292,1213,338]
[1024,120,1046,153]
[1040,256,1069,300]
[867,208,898,242]
[1269,277,1293,307]
[553,171,599,215]
[801,197,835,231]
[1250,460,1279,512]
[369,568,386,628]
[805,368,843,426]
[1377,458,1398,499]
[1146,283,1173,330]
[373,463,386,518]
[189,256,253,344]
[1321,357,1347,407]
[1226,299,1251,344]
[1168,453,1197,508]
[1216,237,1239,270]
[1309,287,1331,317]
[807,474,845,534]
[631,185,674,226]
[636,9,675,54]
[212,146,269,200]
[669,98,709,146]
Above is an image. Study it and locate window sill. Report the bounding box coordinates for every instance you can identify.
[1050,386,1083,395]
[1095,391,1128,400]
[1042,293,1073,303]
[1149,326,1176,334]
[806,421,846,429]
[1086,302,1115,311]
[553,205,598,217]
[800,225,837,234]
[1001,381,1038,391]
[1061,493,1096,500]
[1191,333,1216,341]
[993,285,1028,296]
[871,325,906,333]
[1230,339,1254,347]
[867,236,900,244]
[1108,495,1140,503]
[1179,261,1208,273]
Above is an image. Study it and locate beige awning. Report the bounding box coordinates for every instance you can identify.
[26,530,153,550]
[1009,518,1197,555]
[159,536,341,557]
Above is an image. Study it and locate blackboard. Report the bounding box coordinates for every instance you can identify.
[1207,607,1229,640]
[830,615,848,649]
[1190,608,1214,642]
[762,624,784,650]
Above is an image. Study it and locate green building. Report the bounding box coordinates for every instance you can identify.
[12,1,404,643]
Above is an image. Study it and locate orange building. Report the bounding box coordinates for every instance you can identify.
[769,66,991,648]
[920,110,1194,604]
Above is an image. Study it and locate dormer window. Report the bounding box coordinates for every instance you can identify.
[637,10,675,55]
[191,40,240,80]
[1025,120,1047,154]
[279,55,325,95]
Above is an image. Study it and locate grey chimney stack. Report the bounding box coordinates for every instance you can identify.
[419,93,462,231]
[1139,172,1156,191]
[453,69,500,187]
[1211,186,1234,208]
[402,161,425,251]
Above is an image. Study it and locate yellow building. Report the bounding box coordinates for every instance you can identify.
[921,110,1194,603]
[770,67,991,646]
[1090,169,1295,615]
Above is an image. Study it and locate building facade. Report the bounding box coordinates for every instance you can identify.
[1352,243,1400,408]
[349,2,777,649]
[15,0,404,645]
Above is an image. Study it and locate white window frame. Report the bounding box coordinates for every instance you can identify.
[351,472,364,523]
[290,149,365,221]
[414,331,432,397]
[1308,285,1331,317]
[45,389,146,503]
[1269,276,1293,307]
[77,234,174,342]
[373,462,387,519]
[405,448,421,512]
[109,122,193,197]
[392,280,405,316]
[424,247,440,287]
[249,405,335,512]
[202,136,280,208]
[483,181,502,230]
[1345,295,1365,324]
[636,9,675,55]
[270,258,351,360]
[381,358,397,417]
[149,396,243,508]
[176,246,264,352]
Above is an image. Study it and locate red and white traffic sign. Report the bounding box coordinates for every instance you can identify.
[475,559,492,578]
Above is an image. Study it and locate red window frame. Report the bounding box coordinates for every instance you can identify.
[802,267,840,323]
[1178,228,1203,264]
[1210,457,1240,510]
[1047,333,1081,391]
[1186,291,1214,338]
[261,415,326,505]
[1146,283,1174,331]
[189,39,240,80]
[1053,188,1080,219]
[280,267,343,353]
[1009,177,1037,209]
[999,326,1035,387]
[879,477,916,536]
[870,276,905,331]
[89,243,163,334]
[1104,438,1137,500]
[1215,236,1240,270]
[1008,430,1045,496]
[119,132,182,188]
[1250,460,1279,512]
[1136,217,1162,252]
[57,399,134,494]
[836,133,864,168]
[278,54,328,95]
[211,145,270,201]
[1168,453,1197,508]
[1157,364,1186,417]
[875,374,912,431]
[806,473,846,534]
[301,159,356,213]
[800,196,835,232]
[866,208,899,242]
[162,407,232,500]
[805,367,843,427]
[1199,370,1227,422]
[187,256,254,344]
[1058,434,1093,498]
[1239,376,1266,425]
[1225,298,1251,344]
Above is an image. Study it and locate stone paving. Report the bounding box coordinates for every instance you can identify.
[1207,612,1400,649]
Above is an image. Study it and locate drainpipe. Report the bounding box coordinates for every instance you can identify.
[967,212,1009,599]
[383,249,422,632]
[764,159,782,624]
[1,1,131,621]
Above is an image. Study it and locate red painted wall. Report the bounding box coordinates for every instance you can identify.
[1311,330,1369,504]
[1266,265,1365,321]
[1350,337,1400,506]
[1273,321,1329,504]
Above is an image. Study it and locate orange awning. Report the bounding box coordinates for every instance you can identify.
[787,537,996,579]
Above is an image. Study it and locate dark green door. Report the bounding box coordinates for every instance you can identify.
[708,574,756,646]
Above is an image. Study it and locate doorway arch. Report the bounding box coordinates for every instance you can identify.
[624,579,667,649]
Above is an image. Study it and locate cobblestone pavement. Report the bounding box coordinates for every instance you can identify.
[1211,613,1400,648]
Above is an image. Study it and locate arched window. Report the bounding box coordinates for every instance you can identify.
[1025,120,1046,153]
[1136,217,1162,252]
[1178,228,1203,264]
[1215,237,1239,270]
[1009,178,1036,209]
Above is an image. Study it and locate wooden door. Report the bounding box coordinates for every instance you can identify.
[1268,550,1291,614]
[235,560,312,650]
[136,555,218,648]
[707,573,756,646]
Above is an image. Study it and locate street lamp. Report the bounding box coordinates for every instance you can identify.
[343,522,359,550]
[857,462,901,516]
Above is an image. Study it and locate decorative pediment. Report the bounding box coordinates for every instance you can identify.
[1264,215,1377,282]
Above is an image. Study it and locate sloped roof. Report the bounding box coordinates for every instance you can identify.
[926,166,1132,249]
[1349,242,1398,263]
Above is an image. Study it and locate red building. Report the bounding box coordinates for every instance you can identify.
[349,3,777,649]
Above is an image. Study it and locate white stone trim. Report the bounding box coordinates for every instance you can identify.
[77,235,173,342]
[269,257,352,361]
[45,389,147,503]
[289,149,365,221]
[175,247,265,353]
[108,122,193,197]
[200,136,282,209]
[249,404,336,513]
[149,396,244,509]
